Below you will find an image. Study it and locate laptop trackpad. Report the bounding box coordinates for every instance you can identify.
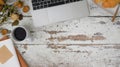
[31,9,49,27]
[47,1,89,23]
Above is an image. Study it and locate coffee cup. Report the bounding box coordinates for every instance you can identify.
[11,26,31,42]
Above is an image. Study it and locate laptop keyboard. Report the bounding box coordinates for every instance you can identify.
[32,0,83,10]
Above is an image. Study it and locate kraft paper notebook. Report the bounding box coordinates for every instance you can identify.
[0,39,20,67]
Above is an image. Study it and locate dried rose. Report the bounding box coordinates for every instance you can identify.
[1,29,8,35]
[14,1,24,8]
[23,6,30,13]
[10,13,19,21]
[0,0,5,5]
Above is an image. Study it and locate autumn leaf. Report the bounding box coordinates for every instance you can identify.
[12,20,19,26]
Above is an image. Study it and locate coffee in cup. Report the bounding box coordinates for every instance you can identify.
[11,26,30,41]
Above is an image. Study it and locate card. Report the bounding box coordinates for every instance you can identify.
[0,45,13,64]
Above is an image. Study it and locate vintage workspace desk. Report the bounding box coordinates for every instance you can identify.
[1,0,120,67]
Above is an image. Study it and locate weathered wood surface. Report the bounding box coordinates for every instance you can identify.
[1,0,120,67]
[16,44,120,67]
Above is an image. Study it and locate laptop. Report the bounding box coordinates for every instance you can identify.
[29,0,90,27]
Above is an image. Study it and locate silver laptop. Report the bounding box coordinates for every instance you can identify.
[29,0,89,27]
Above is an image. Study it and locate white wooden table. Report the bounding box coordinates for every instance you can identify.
[1,0,120,67]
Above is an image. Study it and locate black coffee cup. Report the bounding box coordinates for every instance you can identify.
[11,26,30,41]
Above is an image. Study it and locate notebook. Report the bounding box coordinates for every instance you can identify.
[0,39,20,67]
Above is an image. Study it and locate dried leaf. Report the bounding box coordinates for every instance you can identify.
[12,20,19,26]
[19,14,23,20]
[0,16,7,24]
[0,5,3,12]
